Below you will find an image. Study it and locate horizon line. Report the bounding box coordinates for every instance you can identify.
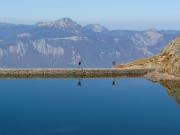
[0,17,180,31]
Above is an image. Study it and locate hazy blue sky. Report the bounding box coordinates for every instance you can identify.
[0,0,180,30]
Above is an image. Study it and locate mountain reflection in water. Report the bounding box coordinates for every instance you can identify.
[160,80,180,105]
[77,78,180,105]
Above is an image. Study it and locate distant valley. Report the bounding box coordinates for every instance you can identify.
[0,18,180,68]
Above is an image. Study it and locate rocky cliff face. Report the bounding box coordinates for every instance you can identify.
[161,37,180,75]
[115,37,180,77]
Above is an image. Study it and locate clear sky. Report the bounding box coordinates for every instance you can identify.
[0,0,180,30]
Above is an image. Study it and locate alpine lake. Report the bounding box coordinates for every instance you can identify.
[0,77,180,135]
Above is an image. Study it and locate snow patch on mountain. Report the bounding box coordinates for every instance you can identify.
[113,38,120,43]
[84,24,108,33]
[48,36,88,42]
[37,18,81,29]
[17,33,31,38]
[36,18,82,35]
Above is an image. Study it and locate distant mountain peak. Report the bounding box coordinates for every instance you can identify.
[146,28,159,32]
[58,17,74,22]
[36,18,82,29]
[84,24,108,33]
[131,28,163,46]
[144,28,161,35]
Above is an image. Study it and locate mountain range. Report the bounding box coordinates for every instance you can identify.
[0,18,180,68]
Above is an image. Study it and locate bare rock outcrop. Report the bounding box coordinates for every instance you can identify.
[115,37,180,79]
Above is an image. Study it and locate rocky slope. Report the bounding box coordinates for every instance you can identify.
[115,37,180,77]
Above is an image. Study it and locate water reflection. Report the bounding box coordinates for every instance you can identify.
[160,80,180,105]
[77,78,117,87]
[112,78,117,87]
[0,78,180,135]
[77,79,82,87]
[76,78,180,105]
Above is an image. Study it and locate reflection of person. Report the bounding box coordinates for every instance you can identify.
[112,79,116,86]
[78,79,82,87]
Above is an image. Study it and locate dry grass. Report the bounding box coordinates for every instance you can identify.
[115,37,180,78]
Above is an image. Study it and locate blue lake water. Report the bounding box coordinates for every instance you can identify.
[0,78,180,135]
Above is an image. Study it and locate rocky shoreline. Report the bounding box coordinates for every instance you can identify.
[0,68,154,78]
[0,68,178,81]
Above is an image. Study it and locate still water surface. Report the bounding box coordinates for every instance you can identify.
[0,78,180,135]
